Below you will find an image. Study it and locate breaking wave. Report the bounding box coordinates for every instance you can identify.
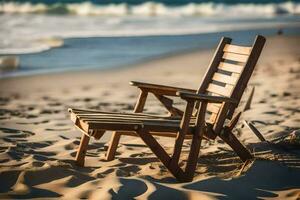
[0,1,300,16]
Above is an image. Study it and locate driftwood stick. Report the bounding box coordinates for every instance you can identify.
[243,120,266,142]
[243,86,255,111]
[236,159,252,177]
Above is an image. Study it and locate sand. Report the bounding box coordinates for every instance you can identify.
[0,35,299,199]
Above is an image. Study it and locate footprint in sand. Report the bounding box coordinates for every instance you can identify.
[59,135,69,140]
[0,97,10,106]
[45,128,71,131]
[81,85,91,91]
[40,109,61,114]
[48,102,62,107]
[0,127,35,137]
[0,109,21,117]
[17,120,49,125]
[55,123,69,127]
[83,98,93,102]
[270,93,278,98]
[116,165,141,177]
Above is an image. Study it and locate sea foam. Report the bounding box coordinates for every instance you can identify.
[0,1,299,16]
[1,1,299,55]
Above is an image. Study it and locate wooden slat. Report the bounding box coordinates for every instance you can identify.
[86,121,143,132]
[209,113,218,123]
[218,62,244,73]
[197,37,232,93]
[214,35,266,133]
[185,101,208,181]
[206,83,233,97]
[118,131,194,139]
[231,72,240,78]
[222,52,249,63]
[75,133,90,166]
[70,108,172,118]
[219,129,253,161]
[178,92,237,104]
[130,81,197,93]
[207,103,221,114]
[170,101,195,166]
[81,117,180,124]
[224,44,252,55]
[76,113,174,120]
[85,119,191,133]
[212,72,239,85]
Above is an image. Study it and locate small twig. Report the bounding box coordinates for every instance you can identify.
[243,86,255,112]
[236,159,252,177]
[243,120,266,142]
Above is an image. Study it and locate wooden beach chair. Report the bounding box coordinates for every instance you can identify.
[69,35,266,182]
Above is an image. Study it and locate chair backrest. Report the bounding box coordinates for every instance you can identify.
[196,35,266,133]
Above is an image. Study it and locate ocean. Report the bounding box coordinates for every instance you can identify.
[1,0,300,77]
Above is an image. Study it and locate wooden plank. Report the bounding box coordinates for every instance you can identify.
[75,133,90,167]
[243,86,255,111]
[206,83,233,97]
[154,94,184,116]
[116,130,194,139]
[197,37,232,94]
[78,116,180,122]
[219,129,253,161]
[227,111,242,130]
[218,62,244,73]
[214,35,266,134]
[130,81,197,93]
[106,87,157,162]
[105,132,122,161]
[185,102,207,181]
[212,72,239,85]
[243,120,266,142]
[178,91,237,103]
[224,44,252,55]
[170,101,195,167]
[136,129,172,167]
[207,103,221,114]
[134,89,148,112]
[85,120,183,133]
[222,52,249,63]
[209,113,218,124]
[87,121,142,131]
[70,108,169,118]
[76,113,175,120]
[231,72,240,78]
[136,129,186,181]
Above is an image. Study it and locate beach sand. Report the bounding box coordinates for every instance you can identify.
[0,35,299,199]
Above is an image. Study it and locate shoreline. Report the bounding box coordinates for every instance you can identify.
[0,34,299,199]
[1,25,300,79]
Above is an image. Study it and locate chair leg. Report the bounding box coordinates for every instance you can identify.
[219,129,253,162]
[105,131,121,161]
[184,134,202,181]
[105,89,148,161]
[135,129,186,182]
[75,133,90,166]
[184,102,207,182]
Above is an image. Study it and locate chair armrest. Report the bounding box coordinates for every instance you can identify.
[177,91,238,104]
[130,81,197,96]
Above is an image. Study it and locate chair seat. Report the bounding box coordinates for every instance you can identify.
[69,108,196,135]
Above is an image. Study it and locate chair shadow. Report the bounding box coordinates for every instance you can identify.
[182,141,300,199]
[60,135,300,199]
[183,159,300,199]
[108,177,189,200]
